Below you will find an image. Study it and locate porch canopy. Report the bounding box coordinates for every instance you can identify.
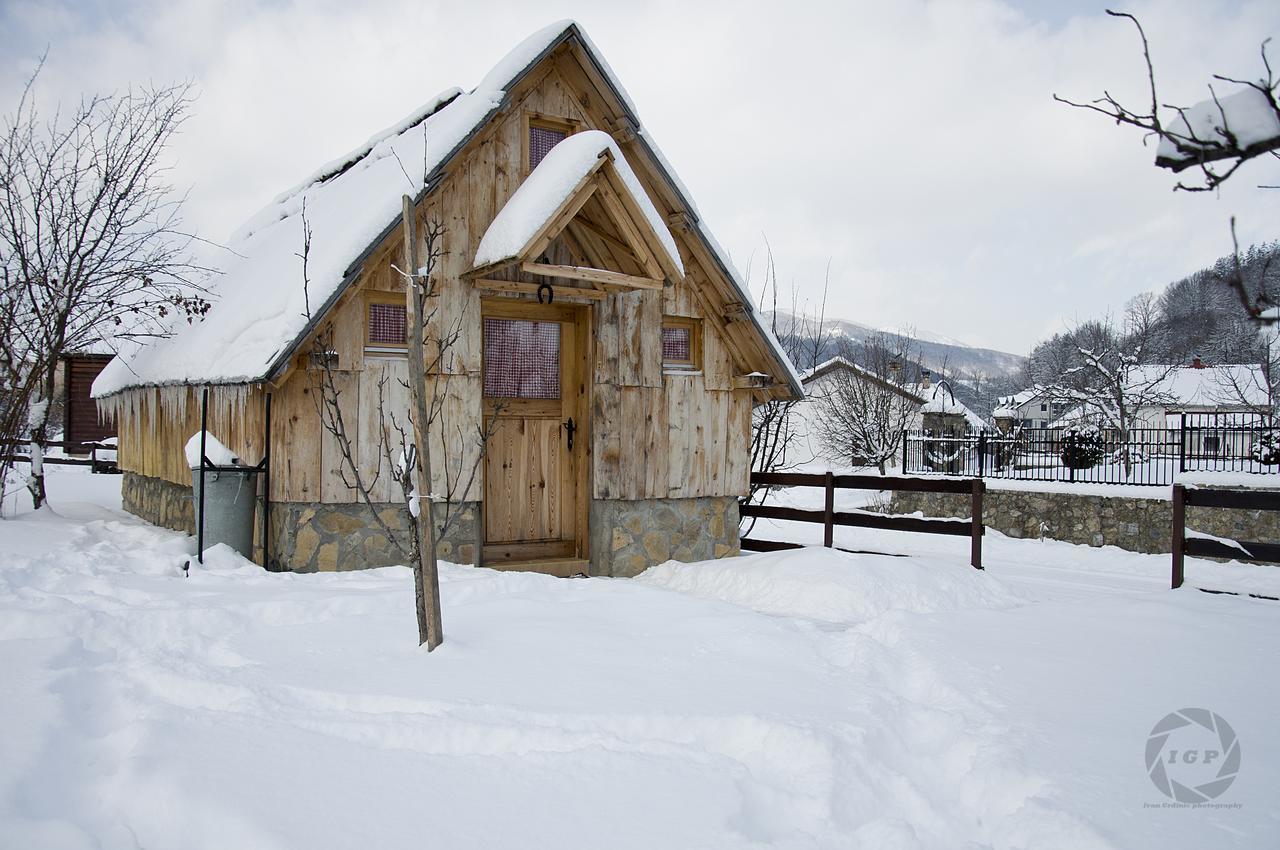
[468,130,685,300]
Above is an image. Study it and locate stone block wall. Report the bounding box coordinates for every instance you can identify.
[123,470,739,575]
[888,486,1280,554]
[590,496,739,577]
[123,471,195,534]
[268,501,480,572]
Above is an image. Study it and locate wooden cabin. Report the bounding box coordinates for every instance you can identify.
[93,21,801,576]
[60,352,115,449]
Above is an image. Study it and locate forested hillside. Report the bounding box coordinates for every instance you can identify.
[1028,241,1280,392]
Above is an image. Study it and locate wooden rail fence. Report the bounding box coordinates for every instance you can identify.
[1,439,118,471]
[741,471,986,569]
[1172,484,1280,591]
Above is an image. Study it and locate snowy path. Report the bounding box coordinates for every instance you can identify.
[0,469,1277,848]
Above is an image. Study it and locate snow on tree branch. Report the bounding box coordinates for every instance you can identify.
[1054,10,1280,193]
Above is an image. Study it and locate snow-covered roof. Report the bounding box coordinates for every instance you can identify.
[996,386,1046,408]
[801,357,925,402]
[919,385,986,429]
[800,356,857,384]
[472,130,683,276]
[96,20,801,399]
[1129,364,1270,408]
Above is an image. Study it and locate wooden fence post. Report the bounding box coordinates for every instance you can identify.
[970,478,984,570]
[1171,483,1185,589]
[823,471,834,548]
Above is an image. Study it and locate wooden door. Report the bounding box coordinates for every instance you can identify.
[481,300,589,569]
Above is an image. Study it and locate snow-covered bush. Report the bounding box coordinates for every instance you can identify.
[1112,445,1146,468]
[1060,428,1105,470]
[1250,430,1280,466]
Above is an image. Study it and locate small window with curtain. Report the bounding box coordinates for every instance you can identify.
[527,116,574,171]
[661,316,701,372]
[483,318,560,399]
[366,296,407,353]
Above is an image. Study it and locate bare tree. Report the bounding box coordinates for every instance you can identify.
[1054,10,1280,328]
[0,63,207,510]
[1054,10,1280,193]
[812,332,921,474]
[302,203,495,650]
[742,246,830,533]
[1034,310,1177,477]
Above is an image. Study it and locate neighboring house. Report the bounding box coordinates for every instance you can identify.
[92,21,801,577]
[794,358,985,470]
[996,386,1073,429]
[1129,361,1271,428]
[1047,361,1272,458]
[792,356,926,469]
[59,348,117,450]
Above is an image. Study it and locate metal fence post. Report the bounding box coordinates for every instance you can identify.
[901,435,908,474]
[970,479,984,570]
[1179,412,1187,474]
[823,471,834,548]
[1171,483,1185,589]
[977,431,987,478]
[197,387,209,565]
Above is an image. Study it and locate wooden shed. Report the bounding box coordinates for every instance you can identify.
[61,352,115,449]
[93,21,801,576]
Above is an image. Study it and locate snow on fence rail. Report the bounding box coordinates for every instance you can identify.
[741,471,986,568]
[1172,484,1280,593]
[0,438,118,471]
[903,412,1279,487]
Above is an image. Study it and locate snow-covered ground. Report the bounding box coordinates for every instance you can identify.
[1,467,1278,848]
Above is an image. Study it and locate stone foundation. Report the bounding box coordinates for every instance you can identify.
[122,470,195,534]
[269,501,480,572]
[590,496,739,577]
[122,471,737,575]
[888,486,1280,554]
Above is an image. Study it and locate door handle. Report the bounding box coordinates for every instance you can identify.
[564,417,576,451]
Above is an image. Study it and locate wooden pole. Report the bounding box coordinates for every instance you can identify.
[402,194,444,650]
[1171,483,1185,589]
[970,478,984,570]
[822,470,834,548]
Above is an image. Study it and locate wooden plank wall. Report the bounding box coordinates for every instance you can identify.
[114,384,267,488]
[116,54,755,506]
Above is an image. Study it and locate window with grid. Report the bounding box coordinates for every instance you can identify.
[529,124,567,170]
[483,318,560,399]
[661,317,700,370]
[367,302,407,348]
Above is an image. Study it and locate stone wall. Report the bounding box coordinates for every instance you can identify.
[122,470,194,534]
[268,501,480,572]
[590,496,739,577]
[122,471,738,575]
[888,486,1280,554]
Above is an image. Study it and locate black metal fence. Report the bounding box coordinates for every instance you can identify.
[902,412,1279,487]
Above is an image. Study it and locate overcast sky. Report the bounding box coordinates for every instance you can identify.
[3,0,1278,355]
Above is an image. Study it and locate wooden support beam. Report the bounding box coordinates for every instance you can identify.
[667,211,696,233]
[733,373,774,390]
[570,215,642,260]
[592,175,666,280]
[521,262,663,291]
[474,278,608,301]
[609,116,639,145]
[723,302,750,324]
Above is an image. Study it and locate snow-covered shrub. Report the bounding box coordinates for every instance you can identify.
[1060,428,1105,470]
[1251,430,1280,466]
[1112,446,1146,467]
